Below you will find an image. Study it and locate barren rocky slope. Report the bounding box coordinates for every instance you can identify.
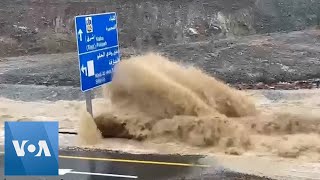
[0,0,319,57]
[1,29,319,88]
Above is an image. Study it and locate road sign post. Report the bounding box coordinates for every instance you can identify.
[85,91,93,116]
[75,12,120,116]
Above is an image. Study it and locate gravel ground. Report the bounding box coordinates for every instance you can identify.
[1,29,319,87]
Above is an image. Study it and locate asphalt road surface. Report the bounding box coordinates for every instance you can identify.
[0,148,274,180]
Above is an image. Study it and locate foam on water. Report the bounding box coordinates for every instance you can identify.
[78,53,320,160]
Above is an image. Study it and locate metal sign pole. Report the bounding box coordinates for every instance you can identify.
[85,90,93,116]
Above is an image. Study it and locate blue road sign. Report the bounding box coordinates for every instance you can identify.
[75,12,120,92]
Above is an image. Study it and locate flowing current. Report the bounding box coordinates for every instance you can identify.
[78,53,320,161]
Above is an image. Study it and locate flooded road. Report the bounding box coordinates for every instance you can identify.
[0,147,276,180]
[1,51,320,180]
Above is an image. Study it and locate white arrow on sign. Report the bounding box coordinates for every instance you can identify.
[78,29,83,41]
[81,64,87,76]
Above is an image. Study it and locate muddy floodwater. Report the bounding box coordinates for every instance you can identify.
[1,54,320,180]
[1,0,320,178]
[1,88,320,180]
[1,29,320,180]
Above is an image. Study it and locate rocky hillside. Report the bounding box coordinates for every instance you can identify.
[0,0,319,57]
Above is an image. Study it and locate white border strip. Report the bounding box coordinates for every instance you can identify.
[75,12,116,18]
[78,45,119,56]
[59,169,137,179]
[69,171,138,179]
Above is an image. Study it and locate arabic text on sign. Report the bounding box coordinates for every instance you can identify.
[87,35,95,43]
[109,15,116,21]
[97,49,119,60]
[106,25,116,32]
[108,58,120,65]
